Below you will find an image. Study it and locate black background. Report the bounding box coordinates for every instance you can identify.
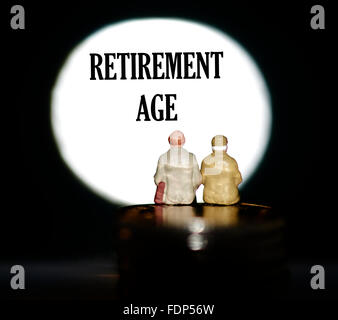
[2,0,334,301]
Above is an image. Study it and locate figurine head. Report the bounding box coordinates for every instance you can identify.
[212,135,228,151]
[168,130,185,147]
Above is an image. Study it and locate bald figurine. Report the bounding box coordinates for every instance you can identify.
[154,131,202,205]
[201,135,242,205]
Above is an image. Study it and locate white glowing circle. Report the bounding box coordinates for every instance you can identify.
[51,18,271,205]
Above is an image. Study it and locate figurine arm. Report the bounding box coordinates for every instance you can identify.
[200,160,206,184]
[192,155,202,191]
[232,160,242,185]
[154,158,165,186]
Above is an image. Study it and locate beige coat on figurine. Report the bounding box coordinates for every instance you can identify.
[154,131,202,205]
[201,135,242,205]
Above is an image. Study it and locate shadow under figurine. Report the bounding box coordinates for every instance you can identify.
[154,130,202,204]
[201,135,242,205]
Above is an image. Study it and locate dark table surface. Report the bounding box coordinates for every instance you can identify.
[1,204,337,302]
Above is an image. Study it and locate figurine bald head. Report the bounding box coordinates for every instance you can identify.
[168,130,185,147]
[212,135,228,151]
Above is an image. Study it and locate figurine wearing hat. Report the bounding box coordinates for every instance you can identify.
[154,130,202,205]
[201,135,242,205]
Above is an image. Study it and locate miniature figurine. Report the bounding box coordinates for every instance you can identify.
[201,135,242,205]
[154,130,202,205]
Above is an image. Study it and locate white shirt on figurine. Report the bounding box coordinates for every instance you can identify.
[154,131,202,205]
